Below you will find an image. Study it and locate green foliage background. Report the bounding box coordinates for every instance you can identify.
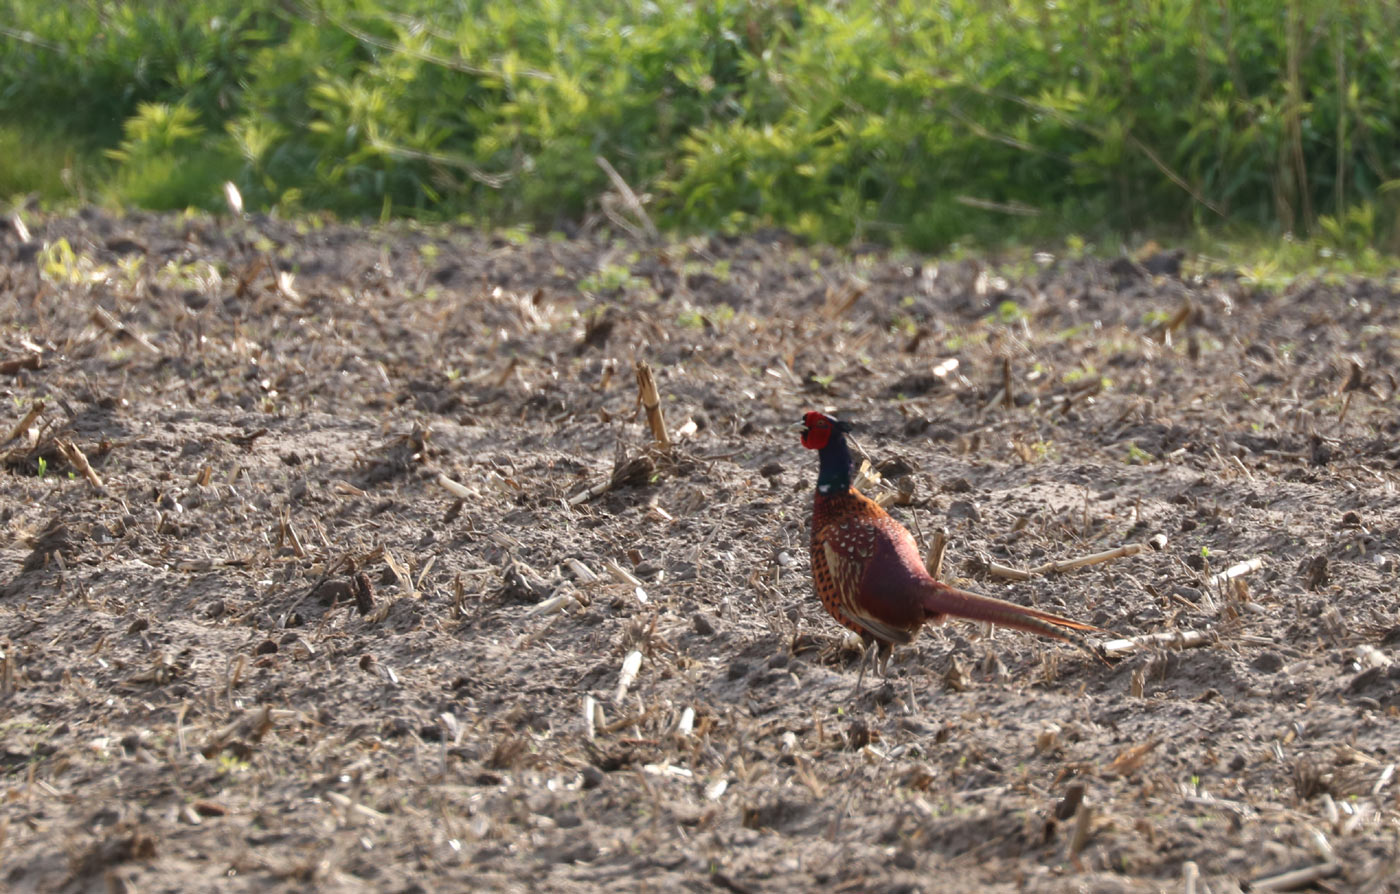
[3,0,1399,251]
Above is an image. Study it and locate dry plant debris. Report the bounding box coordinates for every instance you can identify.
[2,210,1400,892]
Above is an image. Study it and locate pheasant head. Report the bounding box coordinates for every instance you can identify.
[797,411,855,494]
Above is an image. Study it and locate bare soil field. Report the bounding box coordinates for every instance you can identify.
[3,209,1400,893]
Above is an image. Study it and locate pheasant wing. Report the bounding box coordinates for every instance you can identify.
[821,531,916,646]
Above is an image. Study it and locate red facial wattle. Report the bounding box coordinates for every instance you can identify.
[801,412,833,450]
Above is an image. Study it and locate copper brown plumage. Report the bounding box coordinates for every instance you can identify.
[798,411,1099,672]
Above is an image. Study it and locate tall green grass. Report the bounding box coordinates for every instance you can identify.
[0,124,88,200]
[3,0,1399,252]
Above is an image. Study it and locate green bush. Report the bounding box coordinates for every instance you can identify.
[2,0,1399,251]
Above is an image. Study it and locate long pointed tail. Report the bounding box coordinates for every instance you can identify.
[920,580,1101,652]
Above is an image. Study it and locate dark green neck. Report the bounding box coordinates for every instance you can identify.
[816,433,854,494]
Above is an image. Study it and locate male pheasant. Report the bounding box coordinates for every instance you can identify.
[797,411,1098,676]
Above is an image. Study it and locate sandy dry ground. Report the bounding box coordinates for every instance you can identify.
[3,210,1400,892]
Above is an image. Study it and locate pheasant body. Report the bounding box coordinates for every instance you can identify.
[799,411,1098,660]
[811,489,929,645]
